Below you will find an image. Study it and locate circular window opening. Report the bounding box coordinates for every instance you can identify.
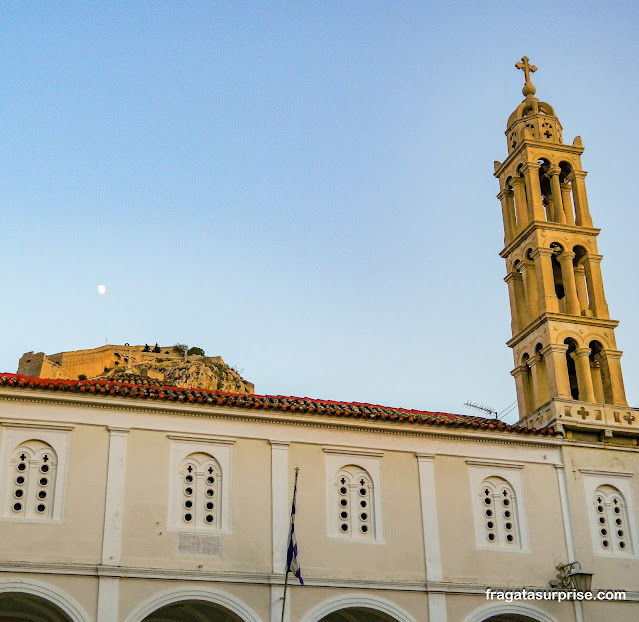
[485,509,492,517]
[39,477,48,486]
[339,486,347,495]
[185,475,193,483]
[206,489,214,498]
[602,540,609,548]
[505,522,512,530]
[36,504,46,513]
[360,513,368,521]
[340,511,348,520]
[619,541,626,549]
[14,489,23,498]
[340,499,348,507]
[502,499,510,506]
[617,530,624,538]
[614,506,621,514]
[13,502,22,512]
[599,517,606,524]
[504,510,511,518]
[487,533,495,541]
[340,523,348,532]
[597,505,604,513]
[38,491,47,499]
[206,476,215,485]
[601,528,608,536]
[40,464,49,474]
[360,500,367,508]
[506,534,514,542]
[205,515,214,523]
[359,488,367,496]
[17,463,26,472]
[184,500,193,509]
[360,525,368,533]
[206,502,214,511]
[484,498,491,505]
[615,518,622,525]
[184,513,193,522]
[184,487,193,496]
[16,476,25,485]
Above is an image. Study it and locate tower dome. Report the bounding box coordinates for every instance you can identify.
[505,57,563,153]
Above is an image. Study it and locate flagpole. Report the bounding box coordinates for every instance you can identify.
[281,467,299,622]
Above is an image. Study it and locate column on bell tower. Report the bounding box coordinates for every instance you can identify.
[494,57,630,426]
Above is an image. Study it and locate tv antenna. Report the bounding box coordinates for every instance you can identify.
[464,401,498,418]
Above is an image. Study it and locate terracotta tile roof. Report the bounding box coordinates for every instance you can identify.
[0,373,559,437]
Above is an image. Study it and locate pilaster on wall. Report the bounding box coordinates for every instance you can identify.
[97,427,129,622]
[416,454,447,622]
[270,440,291,622]
[101,427,129,565]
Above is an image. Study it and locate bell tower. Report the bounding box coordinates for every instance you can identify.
[494,57,638,442]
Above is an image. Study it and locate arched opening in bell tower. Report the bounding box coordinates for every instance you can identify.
[549,243,565,311]
[564,338,579,400]
[559,161,576,224]
[572,245,591,315]
[534,343,550,405]
[589,340,613,404]
[537,158,553,221]
[521,353,534,413]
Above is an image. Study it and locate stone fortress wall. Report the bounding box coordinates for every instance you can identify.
[17,345,224,382]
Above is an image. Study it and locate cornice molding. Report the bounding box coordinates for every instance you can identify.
[578,468,633,478]
[507,313,619,348]
[465,459,525,469]
[500,221,600,259]
[5,561,637,599]
[0,390,561,449]
[0,420,74,432]
[323,446,384,458]
[495,141,585,178]
[167,434,236,445]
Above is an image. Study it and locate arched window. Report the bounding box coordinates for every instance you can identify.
[178,452,222,530]
[334,465,374,540]
[593,485,632,555]
[7,440,58,520]
[480,476,520,548]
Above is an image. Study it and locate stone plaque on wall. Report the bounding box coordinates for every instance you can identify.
[177,532,222,556]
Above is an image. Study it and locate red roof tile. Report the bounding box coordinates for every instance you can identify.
[0,373,559,437]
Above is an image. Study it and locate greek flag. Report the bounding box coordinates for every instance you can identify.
[286,473,304,585]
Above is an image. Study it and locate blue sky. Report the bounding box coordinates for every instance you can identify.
[1,2,638,423]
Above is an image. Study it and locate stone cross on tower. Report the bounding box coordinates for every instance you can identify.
[515,56,537,96]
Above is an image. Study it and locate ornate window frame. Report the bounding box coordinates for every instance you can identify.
[168,435,235,533]
[579,469,638,558]
[324,447,384,543]
[467,459,530,552]
[0,422,73,524]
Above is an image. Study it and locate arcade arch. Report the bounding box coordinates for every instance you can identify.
[300,595,417,622]
[0,580,90,622]
[122,587,263,622]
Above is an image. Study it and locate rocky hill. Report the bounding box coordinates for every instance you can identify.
[101,358,254,394]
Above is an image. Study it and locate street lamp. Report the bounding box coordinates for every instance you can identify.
[552,561,593,591]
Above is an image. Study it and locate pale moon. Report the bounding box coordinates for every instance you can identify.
[97,284,107,295]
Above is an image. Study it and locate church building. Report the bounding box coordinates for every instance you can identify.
[0,58,638,622]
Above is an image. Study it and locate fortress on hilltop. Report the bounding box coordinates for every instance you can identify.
[17,344,255,394]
